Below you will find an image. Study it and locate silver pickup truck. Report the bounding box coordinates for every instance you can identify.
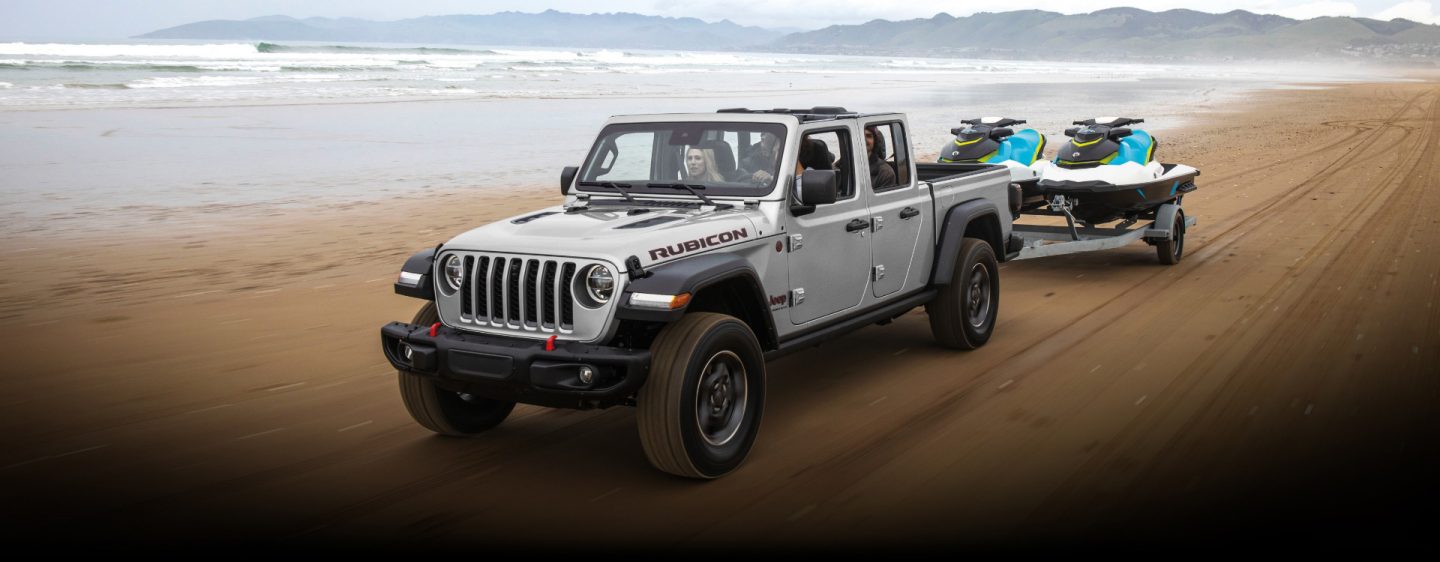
[381,107,1018,478]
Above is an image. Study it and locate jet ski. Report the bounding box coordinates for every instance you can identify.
[1032,117,1199,225]
[938,117,1048,212]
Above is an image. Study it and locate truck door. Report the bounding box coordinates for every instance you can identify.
[786,125,873,325]
[861,120,927,298]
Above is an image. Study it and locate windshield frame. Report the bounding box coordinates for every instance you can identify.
[576,121,790,199]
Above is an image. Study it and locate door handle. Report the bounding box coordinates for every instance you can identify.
[900,207,920,219]
[845,218,871,232]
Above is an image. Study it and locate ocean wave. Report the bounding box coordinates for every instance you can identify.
[0,81,12,88]
[63,82,130,89]
[57,62,208,73]
[255,42,497,55]
[278,65,397,72]
[0,42,258,58]
[127,74,347,89]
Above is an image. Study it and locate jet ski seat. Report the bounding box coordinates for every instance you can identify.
[990,129,1047,166]
[1111,130,1156,166]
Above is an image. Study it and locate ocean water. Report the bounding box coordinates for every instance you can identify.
[0,41,1383,109]
[0,40,1396,238]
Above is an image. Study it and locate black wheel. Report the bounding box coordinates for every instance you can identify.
[398,303,515,436]
[1156,209,1185,265]
[637,313,765,479]
[928,237,999,350]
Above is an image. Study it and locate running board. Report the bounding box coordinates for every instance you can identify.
[767,290,935,361]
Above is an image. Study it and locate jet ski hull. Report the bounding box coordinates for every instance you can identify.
[1038,167,1198,224]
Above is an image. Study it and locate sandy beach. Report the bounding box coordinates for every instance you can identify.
[1,77,1438,551]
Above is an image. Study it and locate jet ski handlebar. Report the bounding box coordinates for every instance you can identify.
[1073,117,1146,127]
[960,118,1026,127]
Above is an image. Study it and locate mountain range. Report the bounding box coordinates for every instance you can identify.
[139,10,782,50]
[138,8,1440,61]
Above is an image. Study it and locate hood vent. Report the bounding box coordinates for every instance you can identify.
[511,211,558,224]
[615,216,683,229]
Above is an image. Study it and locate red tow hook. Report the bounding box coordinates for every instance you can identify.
[545,335,557,352]
[429,322,440,337]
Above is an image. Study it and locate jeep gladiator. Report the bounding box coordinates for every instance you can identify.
[381,107,1018,478]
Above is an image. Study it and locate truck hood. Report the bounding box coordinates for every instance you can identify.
[443,202,763,270]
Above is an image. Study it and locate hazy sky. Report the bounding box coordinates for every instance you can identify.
[2,0,1438,40]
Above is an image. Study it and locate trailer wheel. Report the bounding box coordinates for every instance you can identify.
[1156,209,1185,265]
[637,313,765,479]
[398,302,516,436]
[928,237,999,350]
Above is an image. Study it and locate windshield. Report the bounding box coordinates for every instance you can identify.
[579,122,788,197]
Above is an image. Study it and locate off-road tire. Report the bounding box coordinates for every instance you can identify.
[398,302,515,436]
[637,313,765,479]
[928,237,999,350]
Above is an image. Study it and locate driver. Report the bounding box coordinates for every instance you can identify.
[737,131,782,185]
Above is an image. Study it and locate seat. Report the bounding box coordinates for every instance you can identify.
[1110,130,1155,166]
[989,129,1046,165]
[698,140,737,180]
[801,138,834,170]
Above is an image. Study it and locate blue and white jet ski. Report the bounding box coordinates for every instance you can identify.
[938,117,1048,212]
[1031,117,1199,224]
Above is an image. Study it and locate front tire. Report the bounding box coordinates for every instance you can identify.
[637,313,765,479]
[398,303,516,436]
[928,237,999,350]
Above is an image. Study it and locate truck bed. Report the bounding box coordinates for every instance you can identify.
[916,162,1003,183]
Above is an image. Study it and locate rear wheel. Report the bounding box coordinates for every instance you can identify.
[1156,209,1186,265]
[398,302,516,436]
[637,313,765,479]
[928,238,999,350]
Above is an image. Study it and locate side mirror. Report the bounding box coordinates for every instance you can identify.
[799,169,838,206]
[1064,127,1079,137]
[560,166,578,196]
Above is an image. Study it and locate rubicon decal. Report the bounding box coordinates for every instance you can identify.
[648,228,748,260]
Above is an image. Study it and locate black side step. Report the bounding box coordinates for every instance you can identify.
[766,290,935,361]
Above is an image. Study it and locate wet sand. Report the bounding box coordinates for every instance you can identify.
[1,79,1438,553]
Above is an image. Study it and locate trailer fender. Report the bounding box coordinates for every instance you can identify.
[1144,203,1183,242]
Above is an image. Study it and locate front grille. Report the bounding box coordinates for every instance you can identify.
[455,253,584,333]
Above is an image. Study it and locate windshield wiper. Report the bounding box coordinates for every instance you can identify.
[646,183,720,207]
[577,181,636,203]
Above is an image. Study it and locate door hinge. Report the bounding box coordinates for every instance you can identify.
[791,288,806,305]
[789,234,804,252]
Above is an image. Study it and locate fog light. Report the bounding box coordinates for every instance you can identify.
[579,366,595,384]
[399,343,414,362]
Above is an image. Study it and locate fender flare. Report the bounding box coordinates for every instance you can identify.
[616,253,776,342]
[394,247,437,300]
[932,198,1002,286]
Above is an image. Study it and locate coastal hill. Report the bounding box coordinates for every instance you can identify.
[137,7,1440,60]
[775,8,1440,60]
[136,10,782,50]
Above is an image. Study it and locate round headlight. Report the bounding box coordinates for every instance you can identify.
[585,264,615,303]
[441,255,465,293]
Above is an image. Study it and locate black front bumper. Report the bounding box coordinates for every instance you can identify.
[380,322,651,410]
